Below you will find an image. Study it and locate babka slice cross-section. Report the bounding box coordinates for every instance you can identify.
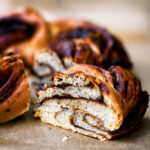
[34,65,149,140]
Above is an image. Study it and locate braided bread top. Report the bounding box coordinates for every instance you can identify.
[49,20,132,69]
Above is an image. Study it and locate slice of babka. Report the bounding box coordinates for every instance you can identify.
[33,65,148,140]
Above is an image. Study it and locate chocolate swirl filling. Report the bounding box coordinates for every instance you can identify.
[33,65,149,140]
[0,54,25,104]
[0,16,36,52]
[50,26,132,69]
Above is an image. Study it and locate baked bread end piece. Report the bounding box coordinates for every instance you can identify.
[0,53,30,123]
[0,76,30,123]
[34,65,149,140]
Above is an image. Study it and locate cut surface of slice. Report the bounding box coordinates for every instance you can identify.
[34,65,149,140]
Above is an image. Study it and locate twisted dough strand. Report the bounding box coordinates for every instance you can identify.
[0,51,30,123]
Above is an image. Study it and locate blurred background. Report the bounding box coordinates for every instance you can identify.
[0,0,150,90]
[0,0,150,40]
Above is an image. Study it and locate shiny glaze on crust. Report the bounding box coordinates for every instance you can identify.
[66,64,149,130]
[50,24,132,69]
[110,91,149,138]
[109,66,142,113]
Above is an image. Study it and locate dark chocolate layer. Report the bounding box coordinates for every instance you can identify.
[0,16,36,51]
[0,54,25,104]
[50,26,132,69]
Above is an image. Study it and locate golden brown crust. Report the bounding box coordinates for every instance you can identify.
[110,91,148,139]
[0,76,30,123]
[0,7,49,66]
[0,52,30,123]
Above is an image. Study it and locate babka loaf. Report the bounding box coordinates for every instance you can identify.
[34,65,148,140]
[0,7,49,67]
[33,19,132,78]
[0,9,132,79]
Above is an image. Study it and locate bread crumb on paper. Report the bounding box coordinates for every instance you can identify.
[62,135,70,142]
